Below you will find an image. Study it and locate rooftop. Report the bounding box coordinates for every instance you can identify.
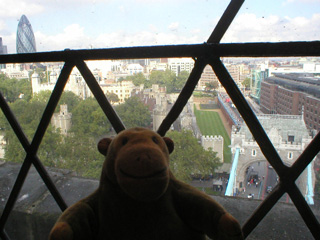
[236,114,311,143]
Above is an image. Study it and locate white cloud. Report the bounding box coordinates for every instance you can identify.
[92,30,201,49]
[222,13,320,43]
[0,20,6,31]
[3,7,320,53]
[35,24,90,51]
[284,0,319,3]
[22,12,320,53]
[168,22,180,31]
[0,0,44,18]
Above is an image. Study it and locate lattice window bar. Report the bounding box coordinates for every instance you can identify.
[0,0,320,239]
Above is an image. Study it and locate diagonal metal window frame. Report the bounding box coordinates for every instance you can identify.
[0,0,320,239]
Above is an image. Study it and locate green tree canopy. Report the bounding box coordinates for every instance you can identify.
[115,96,152,129]
[106,92,120,104]
[0,99,62,165]
[205,81,219,92]
[175,71,189,91]
[125,73,147,87]
[242,77,251,89]
[149,69,189,93]
[58,91,81,113]
[70,97,111,138]
[0,74,32,102]
[166,130,221,182]
[31,90,52,103]
[149,69,176,92]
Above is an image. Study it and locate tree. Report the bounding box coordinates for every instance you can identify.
[115,96,152,129]
[56,133,103,178]
[149,69,176,91]
[0,99,63,165]
[31,90,52,103]
[0,74,32,102]
[175,71,189,91]
[70,98,111,138]
[166,130,221,182]
[58,91,81,113]
[125,73,147,87]
[106,92,120,104]
[205,81,219,92]
[242,77,251,89]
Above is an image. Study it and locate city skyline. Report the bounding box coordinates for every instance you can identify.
[0,0,319,53]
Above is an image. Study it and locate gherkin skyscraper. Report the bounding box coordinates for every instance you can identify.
[16,15,36,53]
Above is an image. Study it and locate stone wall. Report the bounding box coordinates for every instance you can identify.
[1,162,318,240]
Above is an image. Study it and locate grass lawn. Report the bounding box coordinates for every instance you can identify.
[194,105,232,163]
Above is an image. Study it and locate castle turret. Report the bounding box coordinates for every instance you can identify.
[31,72,40,94]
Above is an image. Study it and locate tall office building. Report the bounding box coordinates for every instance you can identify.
[0,37,8,69]
[0,37,8,55]
[16,15,36,53]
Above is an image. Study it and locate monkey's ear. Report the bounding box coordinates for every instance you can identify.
[163,137,174,154]
[98,138,112,155]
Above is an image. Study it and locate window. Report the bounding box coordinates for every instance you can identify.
[0,1,319,240]
[288,152,293,160]
[252,149,257,157]
[288,135,295,142]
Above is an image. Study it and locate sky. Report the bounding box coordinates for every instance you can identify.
[0,0,319,53]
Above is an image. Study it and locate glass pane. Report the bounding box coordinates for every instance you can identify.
[0,1,319,239]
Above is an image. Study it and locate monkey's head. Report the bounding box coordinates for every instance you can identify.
[98,127,174,202]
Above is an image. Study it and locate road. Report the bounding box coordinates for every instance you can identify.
[239,161,291,203]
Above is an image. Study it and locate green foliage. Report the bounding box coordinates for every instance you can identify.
[0,74,32,102]
[193,91,213,98]
[149,69,189,93]
[0,81,152,179]
[56,133,103,177]
[115,96,152,128]
[125,73,147,87]
[34,68,47,84]
[176,71,189,90]
[0,99,61,164]
[70,98,111,138]
[58,91,81,113]
[31,90,52,103]
[193,106,232,163]
[122,70,189,93]
[205,81,219,92]
[166,130,221,182]
[242,77,251,89]
[106,92,120,103]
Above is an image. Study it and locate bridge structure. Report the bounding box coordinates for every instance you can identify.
[225,114,315,204]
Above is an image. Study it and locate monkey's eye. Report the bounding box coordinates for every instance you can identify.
[152,136,159,144]
[122,137,128,146]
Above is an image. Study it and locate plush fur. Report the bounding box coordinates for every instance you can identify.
[49,127,243,240]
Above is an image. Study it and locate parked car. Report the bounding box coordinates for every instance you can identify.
[247,193,254,199]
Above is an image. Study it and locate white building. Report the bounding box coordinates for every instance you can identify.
[168,58,194,76]
[127,64,144,75]
[100,81,136,104]
[1,63,29,79]
[31,68,92,99]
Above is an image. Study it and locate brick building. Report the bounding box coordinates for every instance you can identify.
[260,73,320,131]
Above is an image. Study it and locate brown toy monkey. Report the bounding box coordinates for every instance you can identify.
[49,127,243,240]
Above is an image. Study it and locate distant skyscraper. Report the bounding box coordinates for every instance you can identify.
[0,37,8,55]
[0,37,8,69]
[16,15,36,53]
